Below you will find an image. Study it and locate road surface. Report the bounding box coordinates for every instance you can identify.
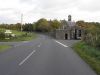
[0,34,97,75]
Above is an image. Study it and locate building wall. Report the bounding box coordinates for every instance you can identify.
[54,27,83,40]
[55,29,71,40]
[52,15,83,40]
[55,30,65,40]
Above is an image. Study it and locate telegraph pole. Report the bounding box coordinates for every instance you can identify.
[21,14,23,31]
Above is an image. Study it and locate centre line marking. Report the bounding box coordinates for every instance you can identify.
[37,43,41,47]
[55,40,68,47]
[19,50,36,66]
[38,45,41,47]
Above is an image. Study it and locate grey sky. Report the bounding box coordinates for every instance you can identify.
[0,0,100,24]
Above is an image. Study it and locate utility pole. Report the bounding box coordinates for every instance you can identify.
[21,14,23,31]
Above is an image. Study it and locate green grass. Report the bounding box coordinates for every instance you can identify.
[0,28,5,31]
[0,28,37,42]
[12,30,26,36]
[73,41,100,75]
[0,28,30,36]
[0,45,11,53]
[1,32,37,42]
[10,32,37,41]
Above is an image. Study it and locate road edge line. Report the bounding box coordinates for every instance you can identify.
[54,40,68,47]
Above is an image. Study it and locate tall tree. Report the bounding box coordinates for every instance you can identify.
[50,19,61,30]
[35,18,49,32]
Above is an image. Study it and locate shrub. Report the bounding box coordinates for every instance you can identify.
[0,32,5,39]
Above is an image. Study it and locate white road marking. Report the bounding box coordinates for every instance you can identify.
[38,45,41,47]
[55,40,68,47]
[37,43,41,47]
[19,50,36,66]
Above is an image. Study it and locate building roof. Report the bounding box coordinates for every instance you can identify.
[67,21,76,27]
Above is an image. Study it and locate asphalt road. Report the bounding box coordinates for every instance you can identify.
[0,34,97,75]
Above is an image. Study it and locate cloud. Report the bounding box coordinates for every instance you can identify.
[19,0,37,5]
[37,0,78,10]
[78,0,100,12]
[0,0,100,23]
[0,16,17,24]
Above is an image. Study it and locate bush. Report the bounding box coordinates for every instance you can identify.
[0,32,5,39]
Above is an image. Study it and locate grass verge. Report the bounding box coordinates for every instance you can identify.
[0,45,11,53]
[0,30,37,42]
[73,41,100,75]
[6,32,37,42]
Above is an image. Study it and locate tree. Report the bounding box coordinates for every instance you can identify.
[15,23,21,31]
[35,18,49,32]
[76,20,85,28]
[80,22,100,47]
[23,23,34,32]
[50,19,61,30]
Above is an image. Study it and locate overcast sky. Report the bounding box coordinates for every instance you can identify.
[0,0,100,24]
